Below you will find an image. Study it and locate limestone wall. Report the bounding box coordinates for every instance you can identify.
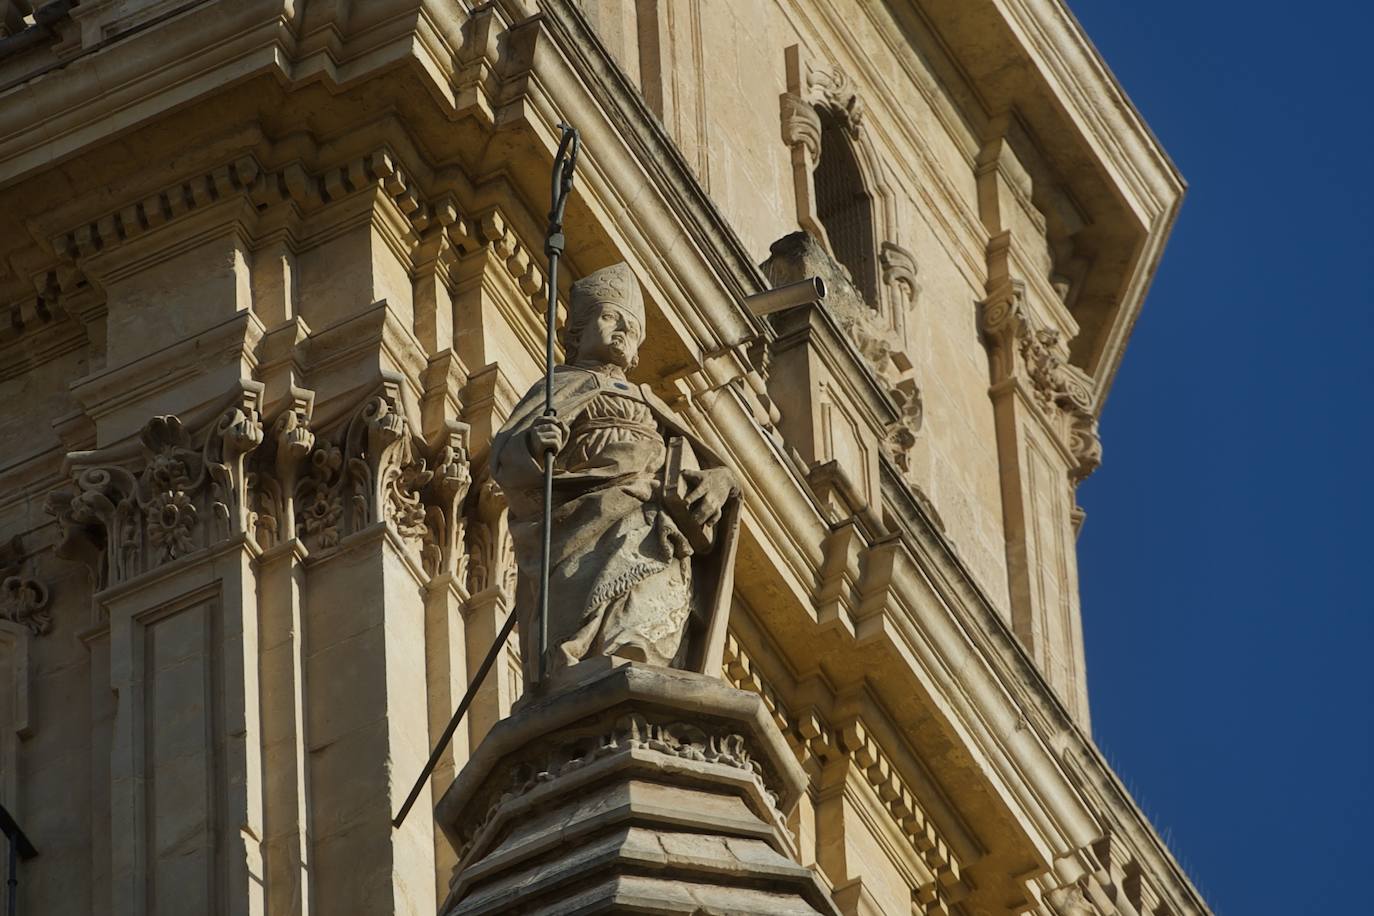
[585,0,1014,615]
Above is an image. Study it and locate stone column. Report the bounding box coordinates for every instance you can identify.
[434,662,839,915]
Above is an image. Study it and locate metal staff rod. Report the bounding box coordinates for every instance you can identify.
[538,123,580,685]
[392,123,581,831]
[392,603,518,828]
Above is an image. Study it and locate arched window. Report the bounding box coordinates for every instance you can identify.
[813,109,878,303]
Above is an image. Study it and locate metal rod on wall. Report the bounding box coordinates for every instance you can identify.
[6,840,14,916]
[392,123,581,831]
[392,608,517,829]
[1,803,37,916]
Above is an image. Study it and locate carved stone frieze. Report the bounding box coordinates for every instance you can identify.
[453,711,777,861]
[0,536,52,636]
[45,384,476,592]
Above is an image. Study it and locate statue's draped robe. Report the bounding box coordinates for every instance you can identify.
[491,366,739,683]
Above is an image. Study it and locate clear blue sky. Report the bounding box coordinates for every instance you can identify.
[1066,2,1373,912]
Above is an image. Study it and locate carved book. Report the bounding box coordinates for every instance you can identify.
[663,435,714,554]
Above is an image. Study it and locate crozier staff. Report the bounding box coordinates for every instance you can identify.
[491,262,741,683]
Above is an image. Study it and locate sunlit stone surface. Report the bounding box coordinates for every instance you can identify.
[0,1,1201,914]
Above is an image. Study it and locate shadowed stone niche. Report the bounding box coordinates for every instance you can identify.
[434,662,839,915]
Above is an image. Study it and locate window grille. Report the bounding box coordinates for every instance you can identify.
[814,109,877,302]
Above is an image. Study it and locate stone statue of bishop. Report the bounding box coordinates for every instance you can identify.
[491,262,741,685]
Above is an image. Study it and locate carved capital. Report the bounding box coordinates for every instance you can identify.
[41,383,483,590]
[207,392,266,541]
[246,385,476,576]
[290,383,441,560]
[1061,365,1102,485]
[979,279,1030,379]
[45,389,265,591]
[249,389,316,550]
[466,478,515,601]
[422,421,473,580]
[981,288,1102,484]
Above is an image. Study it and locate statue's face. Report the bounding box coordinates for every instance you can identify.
[573,301,642,369]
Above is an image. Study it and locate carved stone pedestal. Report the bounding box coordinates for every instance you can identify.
[434,662,838,915]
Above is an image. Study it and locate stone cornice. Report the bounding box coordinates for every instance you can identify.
[0,309,85,383]
[908,0,1186,408]
[0,1,469,177]
[876,459,1208,914]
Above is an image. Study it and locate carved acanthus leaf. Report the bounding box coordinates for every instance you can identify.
[287,384,442,562]
[0,536,52,636]
[806,63,864,135]
[466,478,515,600]
[780,92,822,159]
[879,241,919,308]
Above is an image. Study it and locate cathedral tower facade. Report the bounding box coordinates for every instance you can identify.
[0,1,1199,914]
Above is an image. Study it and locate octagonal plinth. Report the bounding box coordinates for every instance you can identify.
[434,661,838,915]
